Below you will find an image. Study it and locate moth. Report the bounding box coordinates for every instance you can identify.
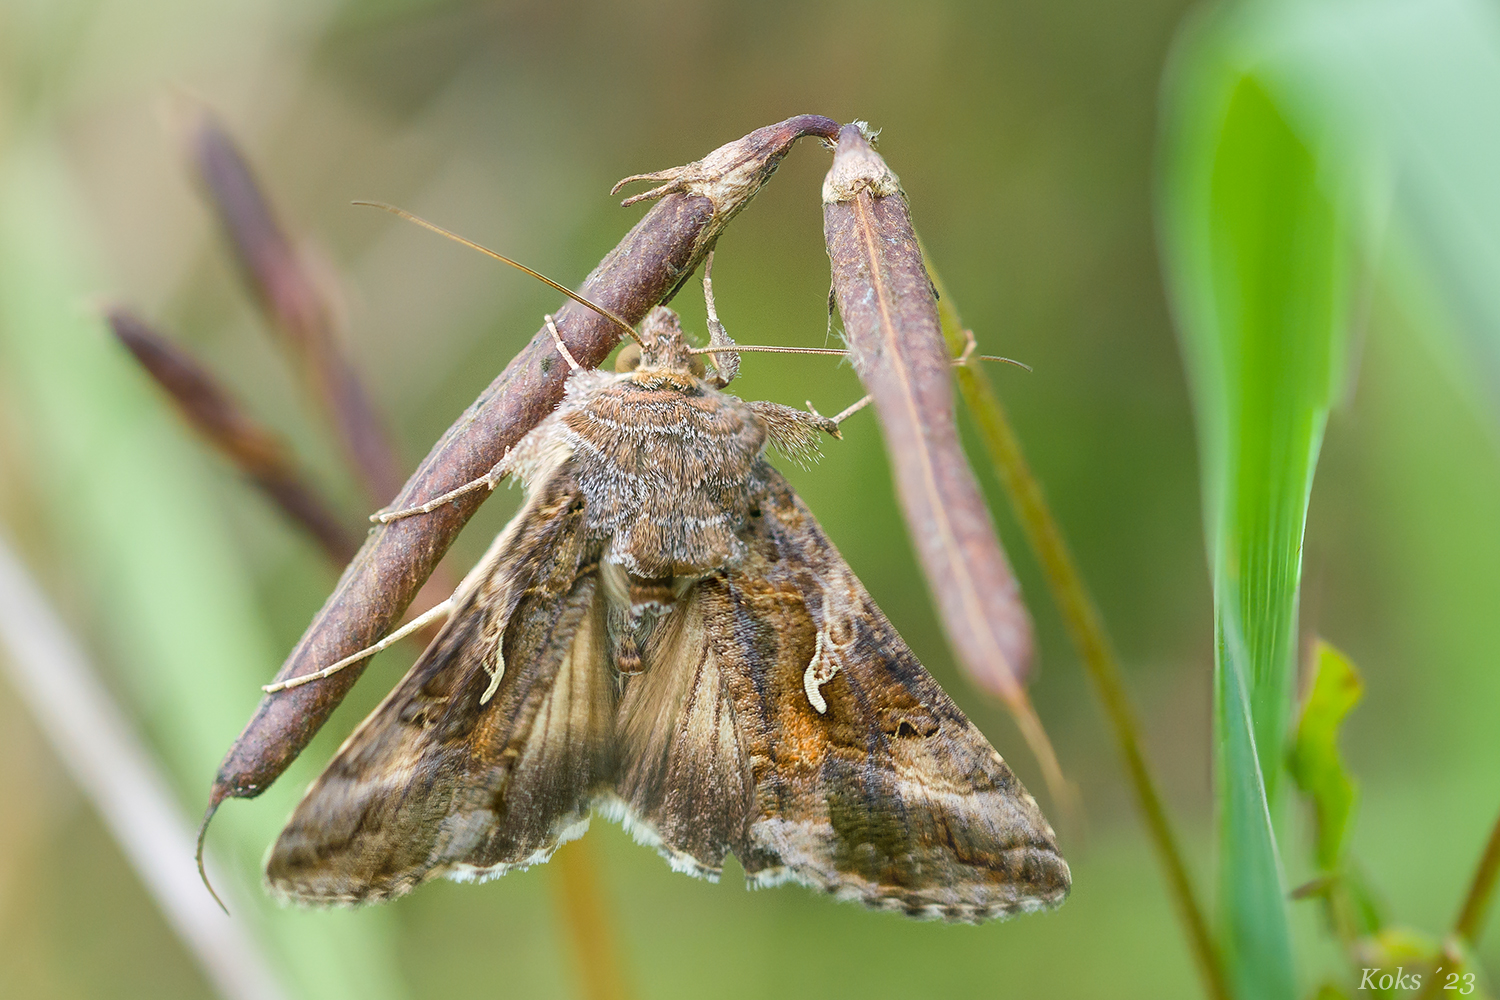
[263,253,1071,922]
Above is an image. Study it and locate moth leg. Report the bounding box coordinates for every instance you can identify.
[701,250,739,388]
[825,281,837,344]
[949,327,1031,372]
[809,394,872,427]
[954,326,978,365]
[262,598,455,693]
[371,457,510,523]
[743,401,836,468]
[545,313,580,371]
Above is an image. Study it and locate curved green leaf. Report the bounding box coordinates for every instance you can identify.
[1160,20,1360,1000]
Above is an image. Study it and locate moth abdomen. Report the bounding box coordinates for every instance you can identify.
[625,574,676,614]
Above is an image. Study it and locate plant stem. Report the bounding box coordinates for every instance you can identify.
[553,837,633,1000]
[0,532,288,1000]
[927,263,1230,1000]
[1454,803,1500,945]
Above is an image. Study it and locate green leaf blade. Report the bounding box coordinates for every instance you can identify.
[1161,23,1360,1000]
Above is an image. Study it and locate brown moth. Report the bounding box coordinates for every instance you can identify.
[264,265,1070,922]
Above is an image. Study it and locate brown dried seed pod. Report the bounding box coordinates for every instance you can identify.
[821,123,1034,699]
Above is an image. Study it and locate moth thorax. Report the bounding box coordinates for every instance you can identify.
[634,306,703,376]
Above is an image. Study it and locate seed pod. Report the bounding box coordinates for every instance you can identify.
[822,123,1034,700]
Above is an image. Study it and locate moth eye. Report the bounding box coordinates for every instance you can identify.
[615,343,642,372]
[688,353,707,378]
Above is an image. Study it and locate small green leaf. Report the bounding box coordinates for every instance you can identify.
[1289,640,1364,871]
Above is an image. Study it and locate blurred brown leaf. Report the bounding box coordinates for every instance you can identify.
[107,306,361,565]
[189,109,405,504]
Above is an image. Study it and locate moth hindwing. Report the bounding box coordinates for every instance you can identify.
[266,306,1070,922]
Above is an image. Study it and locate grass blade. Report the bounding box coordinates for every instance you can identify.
[0,533,289,1000]
[1160,26,1360,999]
[1163,0,1500,994]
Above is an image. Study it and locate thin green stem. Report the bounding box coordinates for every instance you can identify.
[1454,804,1500,945]
[926,262,1229,1000]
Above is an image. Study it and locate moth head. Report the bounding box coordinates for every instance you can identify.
[625,307,707,378]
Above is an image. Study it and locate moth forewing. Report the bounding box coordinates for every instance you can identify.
[265,456,609,902]
[716,469,1067,919]
[266,305,1068,921]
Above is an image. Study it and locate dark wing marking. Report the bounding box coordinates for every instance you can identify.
[266,461,616,904]
[611,464,1069,922]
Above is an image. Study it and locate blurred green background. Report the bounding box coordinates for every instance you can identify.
[1,0,1497,997]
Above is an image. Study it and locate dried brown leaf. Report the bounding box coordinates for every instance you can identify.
[189,110,404,503]
[821,124,1033,697]
[108,307,359,565]
[821,124,1070,812]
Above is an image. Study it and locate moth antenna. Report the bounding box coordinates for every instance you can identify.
[688,345,853,358]
[975,355,1032,372]
[687,343,1032,372]
[353,201,645,347]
